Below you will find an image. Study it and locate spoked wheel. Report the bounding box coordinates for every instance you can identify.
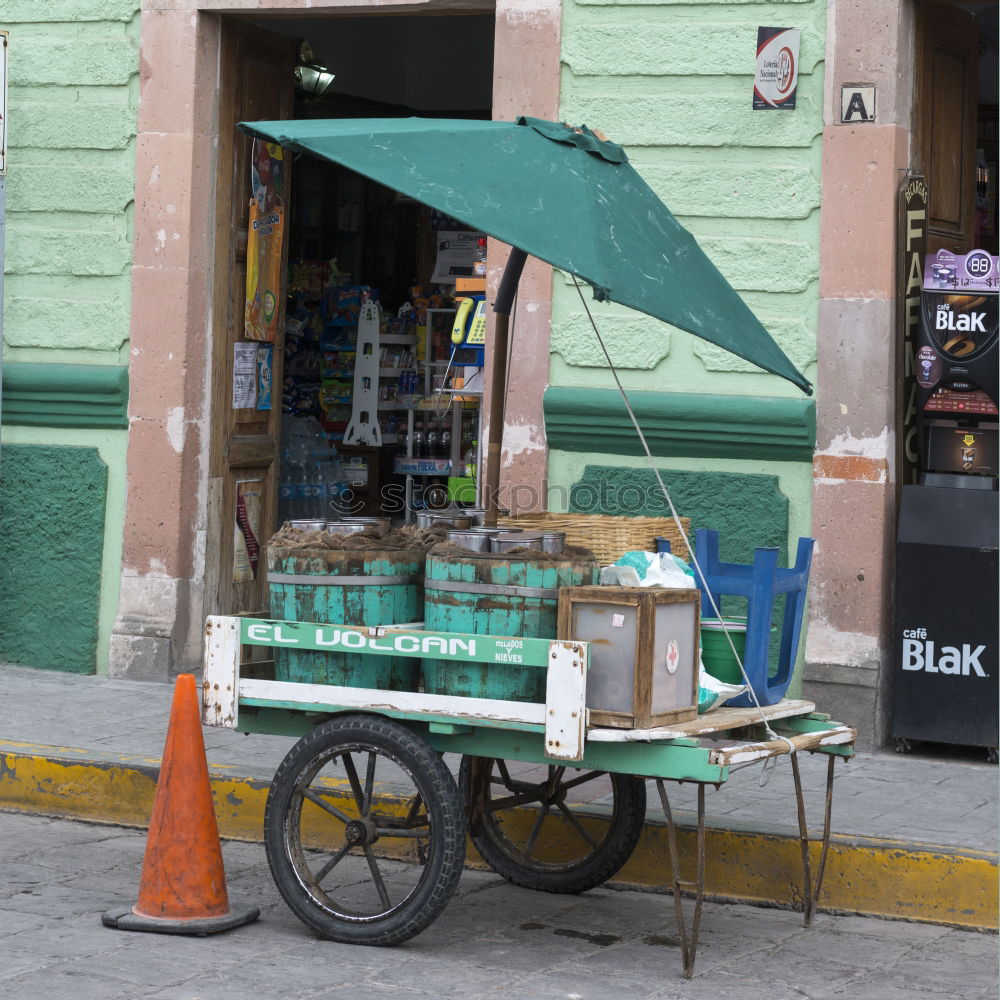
[264,714,466,945]
[460,756,646,894]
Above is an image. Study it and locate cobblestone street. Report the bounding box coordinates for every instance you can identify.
[1,812,995,1000]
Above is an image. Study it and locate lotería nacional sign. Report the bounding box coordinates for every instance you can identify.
[753,27,800,110]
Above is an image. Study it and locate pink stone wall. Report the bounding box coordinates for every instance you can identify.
[110,8,220,678]
[485,0,561,513]
[807,0,918,746]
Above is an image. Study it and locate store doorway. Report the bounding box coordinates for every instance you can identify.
[206,13,495,617]
[916,2,998,255]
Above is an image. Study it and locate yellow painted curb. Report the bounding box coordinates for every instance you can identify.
[1,743,995,931]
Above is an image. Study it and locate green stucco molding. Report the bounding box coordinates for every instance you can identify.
[544,387,816,463]
[569,464,789,564]
[2,362,129,428]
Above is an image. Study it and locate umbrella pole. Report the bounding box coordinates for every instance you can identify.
[483,247,528,527]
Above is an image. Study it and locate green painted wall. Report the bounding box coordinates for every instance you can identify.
[549,0,825,596]
[555,2,823,397]
[2,0,139,366]
[0,444,109,673]
[0,1,140,674]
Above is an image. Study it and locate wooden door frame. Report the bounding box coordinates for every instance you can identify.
[203,20,295,621]
[112,0,561,679]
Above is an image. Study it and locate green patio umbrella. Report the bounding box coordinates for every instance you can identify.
[239,116,812,521]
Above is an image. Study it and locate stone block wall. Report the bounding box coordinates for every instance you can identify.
[0,0,139,674]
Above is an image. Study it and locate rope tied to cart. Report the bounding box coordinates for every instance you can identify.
[570,276,799,782]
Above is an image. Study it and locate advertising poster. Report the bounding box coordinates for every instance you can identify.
[753,27,800,110]
[245,139,287,342]
[233,479,263,583]
[256,343,273,411]
[431,231,481,284]
[233,341,258,409]
[922,248,1000,293]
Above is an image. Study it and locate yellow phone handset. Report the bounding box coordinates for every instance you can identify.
[466,300,487,345]
[451,297,474,344]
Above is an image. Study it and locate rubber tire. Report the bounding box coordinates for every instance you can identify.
[460,756,646,894]
[265,714,466,945]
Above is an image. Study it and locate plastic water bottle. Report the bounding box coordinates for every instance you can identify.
[316,459,340,519]
[304,456,325,518]
[278,450,291,522]
[426,423,440,460]
[286,462,306,520]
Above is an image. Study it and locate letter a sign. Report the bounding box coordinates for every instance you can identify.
[841,86,876,124]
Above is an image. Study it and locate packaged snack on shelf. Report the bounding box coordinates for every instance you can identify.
[323,285,378,327]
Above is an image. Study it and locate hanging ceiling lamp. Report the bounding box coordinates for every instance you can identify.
[295,40,336,99]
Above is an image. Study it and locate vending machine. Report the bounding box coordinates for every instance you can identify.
[892,249,999,759]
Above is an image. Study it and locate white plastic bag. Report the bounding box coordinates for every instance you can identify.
[698,654,747,713]
[599,550,696,589]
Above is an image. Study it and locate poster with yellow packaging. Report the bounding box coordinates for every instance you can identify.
[245,140,286,342]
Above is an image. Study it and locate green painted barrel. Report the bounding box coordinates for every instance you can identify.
[422,551,598,702]
[267,545,423,690]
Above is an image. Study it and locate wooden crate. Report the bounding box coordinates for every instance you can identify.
[558,586,700,729]
[499,512,691,565]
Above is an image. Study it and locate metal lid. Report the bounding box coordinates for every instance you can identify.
[490,531,544,552]
[325,521,370,536]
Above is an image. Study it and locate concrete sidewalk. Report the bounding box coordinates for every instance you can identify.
[1,664,996,930]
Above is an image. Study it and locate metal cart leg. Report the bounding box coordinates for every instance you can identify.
[655,779,705,980]
[790,752,837,927]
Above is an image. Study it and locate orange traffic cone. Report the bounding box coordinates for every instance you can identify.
[102,673,259,935]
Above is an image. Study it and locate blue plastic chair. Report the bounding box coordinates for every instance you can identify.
[692,529,814,707]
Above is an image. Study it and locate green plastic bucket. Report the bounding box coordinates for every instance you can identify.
[700,617,748,685]
[267,544,422,690]
[422,551,598,702]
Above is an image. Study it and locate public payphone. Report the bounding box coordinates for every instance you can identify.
[892,249,999,759]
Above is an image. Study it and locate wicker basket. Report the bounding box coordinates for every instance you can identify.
[499,512,691,566]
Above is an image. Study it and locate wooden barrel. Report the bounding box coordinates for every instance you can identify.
[422,551,598,702]
[267,545,423,690]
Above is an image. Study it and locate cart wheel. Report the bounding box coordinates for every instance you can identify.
[264,713,466,945]
[460,756,646,894]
